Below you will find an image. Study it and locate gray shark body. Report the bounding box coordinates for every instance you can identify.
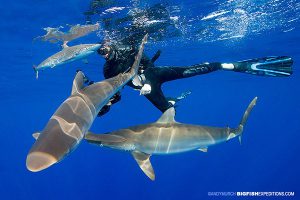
[34,43,101,79]
[26,35,148,172]
[85,97,257,180]
[38,23,100,44]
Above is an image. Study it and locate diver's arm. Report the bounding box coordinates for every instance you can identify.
[151,50,161,63]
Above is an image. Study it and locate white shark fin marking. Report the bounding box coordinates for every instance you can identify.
[198,148,208,152]
[132,151,155,181]
[156,107,176,124]
[71,71,85,95]
[32,132,40,140]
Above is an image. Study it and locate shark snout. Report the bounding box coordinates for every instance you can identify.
[26,152,57,172]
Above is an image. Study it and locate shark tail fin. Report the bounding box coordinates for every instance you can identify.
[129,34,148,77]
[236,97,258,144]
[33,65,38,79]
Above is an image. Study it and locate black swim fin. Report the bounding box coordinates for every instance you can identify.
[233,56,293,77]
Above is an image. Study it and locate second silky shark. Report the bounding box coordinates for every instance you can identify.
[85,97,257,180]
[26,34,148,172]
[33,43,101,79]
[37,23,100,44]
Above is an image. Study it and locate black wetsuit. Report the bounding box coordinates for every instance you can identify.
[98,45,222,114]
[139,63,221,112]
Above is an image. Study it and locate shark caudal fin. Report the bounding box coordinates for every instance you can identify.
[129,34,148,77]
[236,97,258,144]
[33,66,38,79]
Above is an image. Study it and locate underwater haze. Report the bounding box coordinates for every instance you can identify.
[0,0,299,199]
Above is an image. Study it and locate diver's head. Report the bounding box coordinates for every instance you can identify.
[98,45,112,59]
[98,39,117,60]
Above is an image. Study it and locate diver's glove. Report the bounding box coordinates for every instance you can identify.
[140,84,152,95]
[231,56,293,77]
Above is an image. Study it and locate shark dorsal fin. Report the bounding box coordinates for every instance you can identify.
[71,71,85,95]
[32,132,40,140]
[62,41,69,48]
[132,151,155,181]
[156,107,176,124]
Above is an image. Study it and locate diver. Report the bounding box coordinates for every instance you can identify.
[94,42,293,116]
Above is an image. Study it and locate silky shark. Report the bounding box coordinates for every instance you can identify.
[85,97,257,180]
[37,23,100,44]
[33,43,101,79]
[26,34,148,172]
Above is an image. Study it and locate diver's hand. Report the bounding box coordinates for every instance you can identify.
[140,84,151,95]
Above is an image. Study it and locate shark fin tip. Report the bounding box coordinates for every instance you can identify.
[33,65,38,79]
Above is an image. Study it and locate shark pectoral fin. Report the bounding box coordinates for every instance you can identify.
[85,132,127,143]
[33,66,38,79]
[71,71,85,95]
[32,132,41,140]
[198,147,208,152]
[156,107,176,124]
[227,133,236,141]
[239,135,242,145]
[132,151,155,181]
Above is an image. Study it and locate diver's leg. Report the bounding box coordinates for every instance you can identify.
[156,62,222,83]
[144,83,173,113]
[224,56,293,77]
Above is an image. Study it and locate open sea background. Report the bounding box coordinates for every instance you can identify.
[0,0,299,199]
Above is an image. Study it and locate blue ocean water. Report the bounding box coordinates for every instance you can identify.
[0,0,299,199]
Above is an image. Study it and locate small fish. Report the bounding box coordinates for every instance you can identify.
[33,43,101,79]
[85,97,257,180]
